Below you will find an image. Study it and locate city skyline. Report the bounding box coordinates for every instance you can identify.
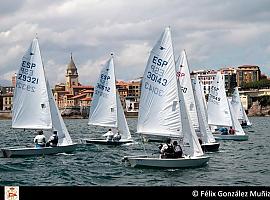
[0,0,270,87]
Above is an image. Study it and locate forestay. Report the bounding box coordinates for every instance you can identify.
[12,38,52,129]
[137,27,182,138]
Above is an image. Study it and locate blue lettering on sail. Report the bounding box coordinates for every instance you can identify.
[209,86,221,104]
[144,81,164,96]
[18,60,39,85]
[16,81,35,92]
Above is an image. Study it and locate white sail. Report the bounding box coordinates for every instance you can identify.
[177,79,204,157]
[88,57,117,128]
[176,50,199,131]
[228,99,246,135]
[12,38,52,129]
[207,72,232,127]
[137,27,182,138]
[231,87,244,120]
[116,92,132,140]
[242,102,252,126]
[193,76,216,143]
[46,80,73,145]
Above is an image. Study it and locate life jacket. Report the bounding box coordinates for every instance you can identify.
[166,144,174,154]
[50,135,58,145]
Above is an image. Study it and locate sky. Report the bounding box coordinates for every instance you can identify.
[0,0,270,87]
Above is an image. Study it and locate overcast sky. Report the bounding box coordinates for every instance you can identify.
[0,0,270,87]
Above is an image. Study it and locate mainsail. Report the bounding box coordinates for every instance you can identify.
[137,27,182,137]
[88,55,131,139]
[12,38,52,129]
[88,57,117,128]
[207,72,232,127]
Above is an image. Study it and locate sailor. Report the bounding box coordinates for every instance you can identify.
[34,130,46,148]
[229,126,236,135]
[46,131,59,147]
[172,141,183,158]
[103,128,114,141]
[160,138,174,158]
[112,131,121,141]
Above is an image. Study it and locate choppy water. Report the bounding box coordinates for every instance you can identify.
[0,117,269,186]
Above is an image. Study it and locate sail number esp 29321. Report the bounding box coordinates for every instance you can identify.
[16,61,39,93]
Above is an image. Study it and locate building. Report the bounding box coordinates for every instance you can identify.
[0,86,15,110]
[191,68,238,95]
[125,78,142,113]
[190,69,217,94]
[53,54,94,116]
[237,65,261,87]
[220,67,237,94]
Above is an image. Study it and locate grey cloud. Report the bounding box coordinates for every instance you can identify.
[0,0,270,86]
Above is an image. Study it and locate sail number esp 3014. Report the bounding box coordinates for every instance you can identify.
[144,56,168,96]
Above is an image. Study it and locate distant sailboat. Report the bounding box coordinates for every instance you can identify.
[230,87,252,127]
[123,27,209,168]
[207,72,248,141]
[176,50,219,152]
[1,37,77,158]
[192,75,220,151]
[82,55,133,145]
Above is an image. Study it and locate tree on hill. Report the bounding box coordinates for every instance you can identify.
[241,79,270,89]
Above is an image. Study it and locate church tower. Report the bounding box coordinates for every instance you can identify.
[65,53,79,91]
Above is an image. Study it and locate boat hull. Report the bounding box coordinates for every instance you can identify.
[123,155,210,168]
[83,139,133,145]
[0,144,77,158]
[214,134,249,141]
[201,142,220,152]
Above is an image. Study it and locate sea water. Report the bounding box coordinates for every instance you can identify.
[0,117,269,186]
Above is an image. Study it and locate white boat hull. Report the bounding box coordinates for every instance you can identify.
[0,144,77,158]
[123,155,210,168]
[214,134,249,141]
[83,139,133,145]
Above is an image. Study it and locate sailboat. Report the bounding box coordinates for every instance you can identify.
[207,72,248,141]
[82,55,133,145]
[123,27,209,168]
[1,37,77,158]
[176,50,219,152]
[230,87,252,127]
